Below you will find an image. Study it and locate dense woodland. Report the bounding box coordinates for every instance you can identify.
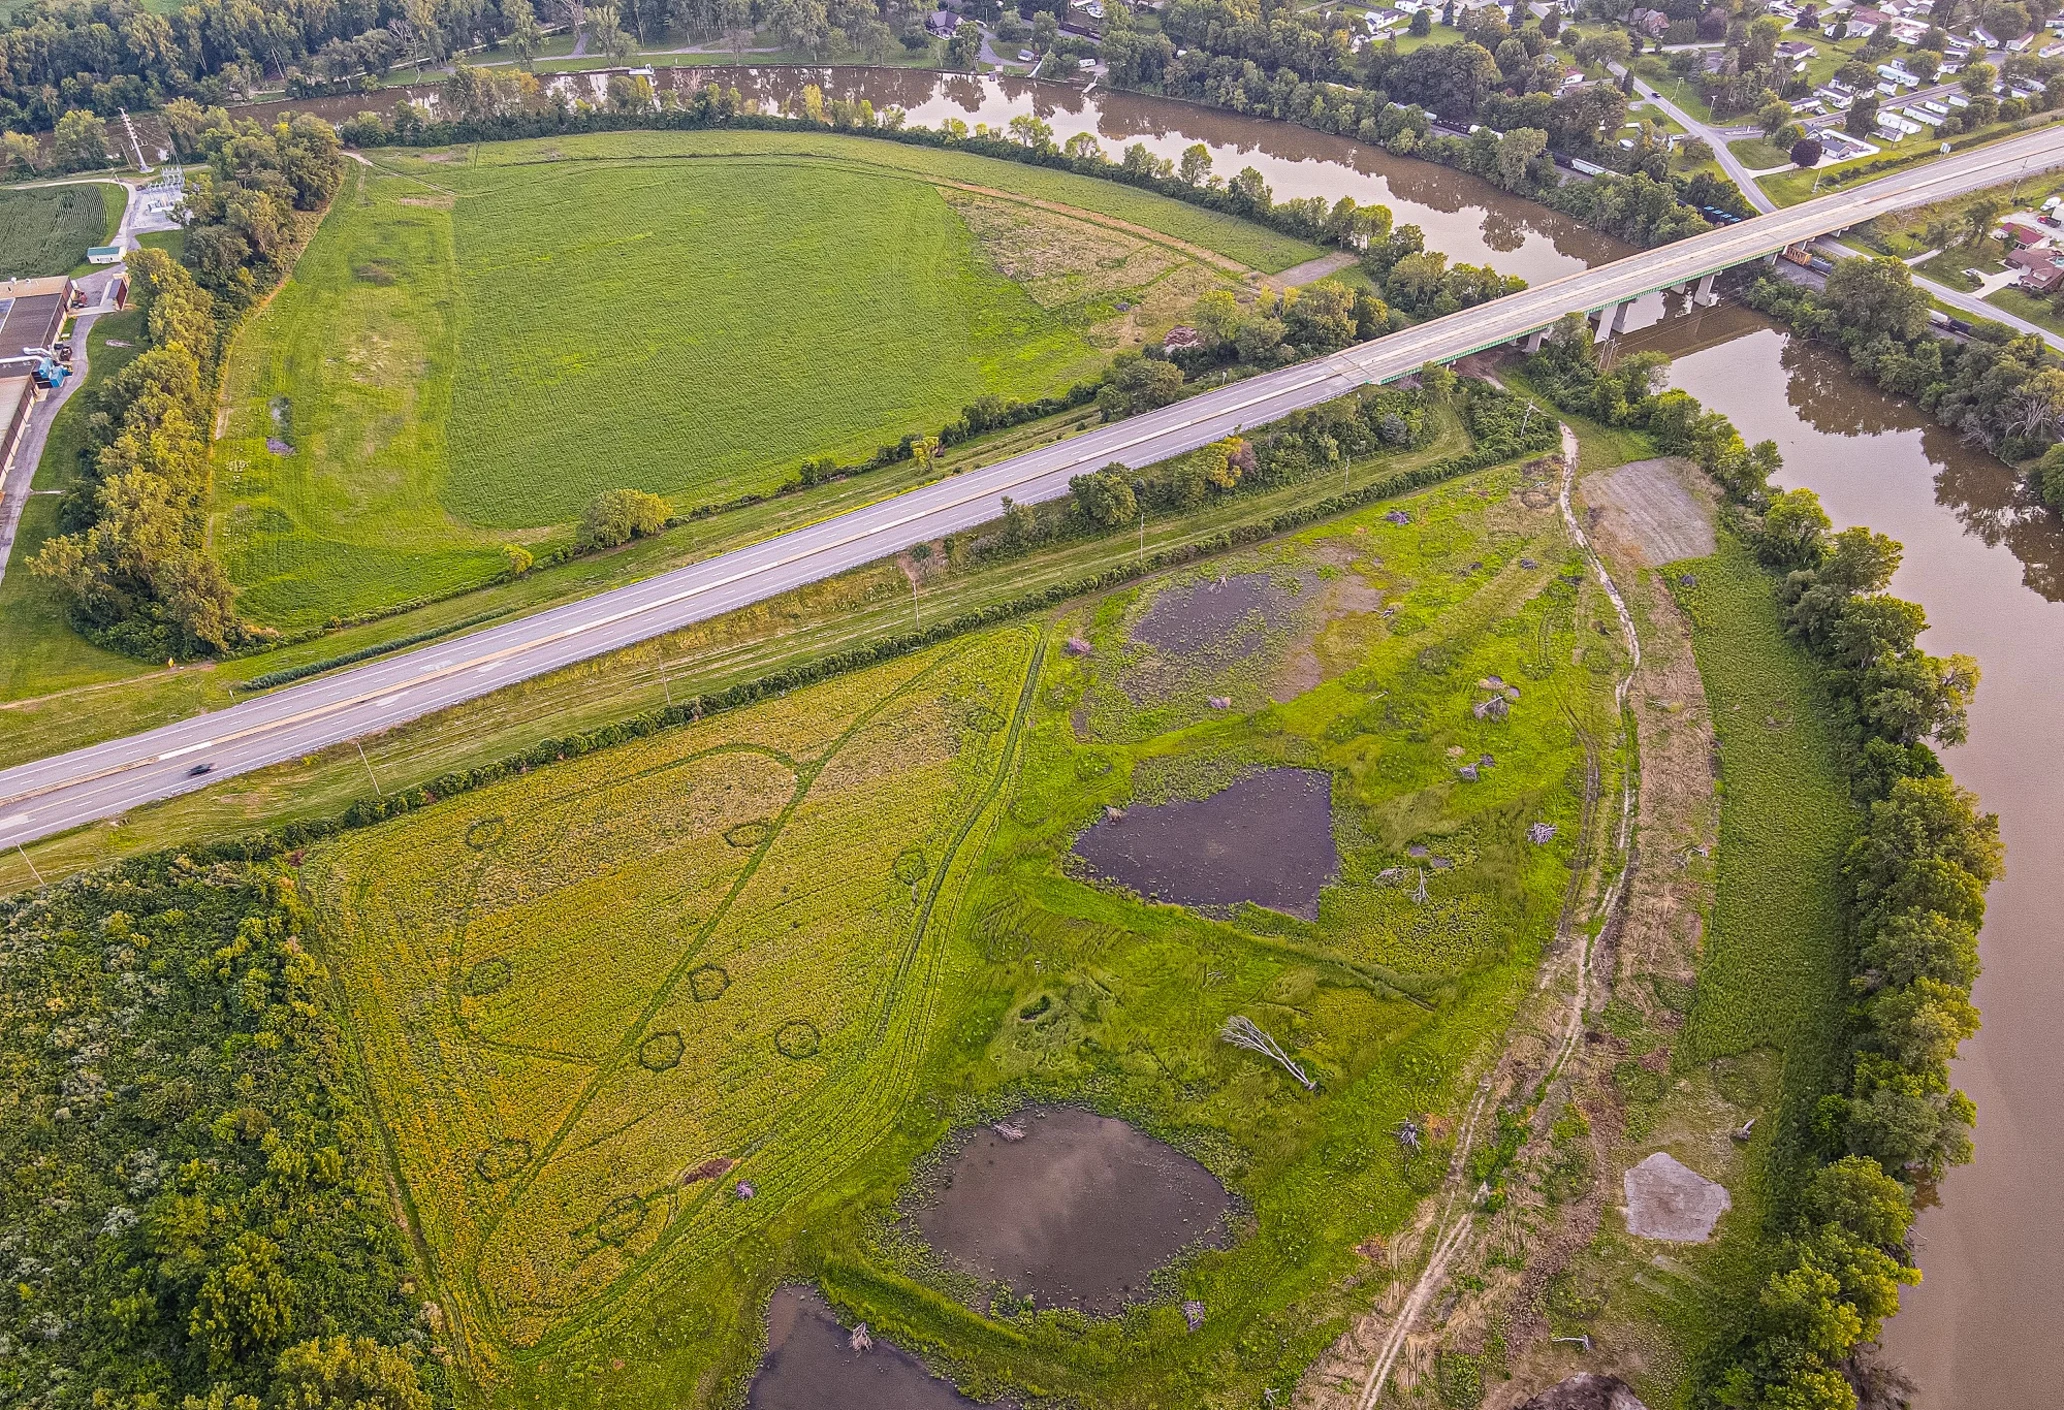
[0,857,442,1409]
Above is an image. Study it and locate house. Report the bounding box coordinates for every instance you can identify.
[1972,24,2000,45]
[2007,248,2064,292]
[1628,7,1670,36]
[86,245,121,265]
[924,8,958,34]
[1852,5,1890,22]
[2006,31,2035,49]
[2043,40,2064,56]
[2001,220,2047,246]
[1777,39,1818,59]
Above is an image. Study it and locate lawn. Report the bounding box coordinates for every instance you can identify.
[1726,135,1794,170]
[210,131,1315,630]
[1986,283,2064,338]
[299,459,1623,1405]
[0,180,120,276]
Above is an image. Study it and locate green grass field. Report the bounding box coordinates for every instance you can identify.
[1670,536,1850,1158]
[298,461,1622,1405]
[211,131,1316,630]
[0,181,120,275]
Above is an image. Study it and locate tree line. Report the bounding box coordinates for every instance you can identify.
[1098,0,1747,247]
[0,857,444,1409]
[1520,324,1999,1410]
[32,113,344,661]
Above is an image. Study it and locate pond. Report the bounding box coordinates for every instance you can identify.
[914,1105,1232,1316]
[1072,766,1340,920]
[748,1285,991,1409]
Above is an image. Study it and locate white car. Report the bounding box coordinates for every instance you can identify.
[1018,48,1036,61]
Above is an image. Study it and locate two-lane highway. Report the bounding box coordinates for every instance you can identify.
[3,125,2060,851]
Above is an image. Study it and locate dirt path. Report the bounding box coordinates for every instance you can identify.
[1269,251,1358,289]
[1325,423,1644,1410]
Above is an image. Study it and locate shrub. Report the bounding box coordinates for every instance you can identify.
[577,488,670,550]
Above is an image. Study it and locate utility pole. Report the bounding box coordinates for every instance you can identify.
[660,660,673,706]
[355,741,383,797]
[912,573,920,628]
[15,844,42,886]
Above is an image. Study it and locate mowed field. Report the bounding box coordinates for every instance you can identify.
[213,131,1319,629]
[301,459,1630,1407]
[0,181,120,275]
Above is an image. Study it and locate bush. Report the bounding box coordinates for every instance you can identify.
[577,488,670,550]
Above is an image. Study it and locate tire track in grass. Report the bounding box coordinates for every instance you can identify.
[453,645,970,1347]
[521,629,1045,1351]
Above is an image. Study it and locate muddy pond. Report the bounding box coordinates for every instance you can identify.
[748,1286,988,1409]
[915,1105,1232,1316]
[1073,767,1340,920]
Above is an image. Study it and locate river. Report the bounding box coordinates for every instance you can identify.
[246,65,2056,1400]
[1628,309,2064,1407]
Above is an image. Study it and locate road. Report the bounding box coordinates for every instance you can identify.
[0,181,139,597]
[1619,69,2064,351]
[2,125,2060,852]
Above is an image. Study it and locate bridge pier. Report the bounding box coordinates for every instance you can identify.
[1594,299,1634,343]
[1693,272,1718,307]
[1524,327,1546,354]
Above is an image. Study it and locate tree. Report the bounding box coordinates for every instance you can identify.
[1961,60,1997,95]
[1179,142,1213,185]
[1756,98,1796,137]
[0,130,39,177]
[2035,441,2064,511]
[1491,126,1548,191]
[912,435,941,472]
[1031,9,1059,50]
[1417,360,1457,403]
[1822,256,1932,343]
[946,23,980,66]
[1846,93,1879,136]
[1791,136,1823,167]
[274,1337,430,1410]
[507,0,543,67]
[1070,464,1139,527]
[53,109,112,171]
[1409,7,1433,35]
[1007,113,1056,151]
[1682,135,1713,163]
[577,488,670,549]
[1759,488,1833,570]
[1572,29,1632,70]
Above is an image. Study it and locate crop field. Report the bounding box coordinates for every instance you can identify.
[301,452,1636,1406]
[0,181,119,275]
[212,131,1303,630]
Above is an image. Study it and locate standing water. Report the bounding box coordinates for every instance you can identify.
[1629,311,2064,1406]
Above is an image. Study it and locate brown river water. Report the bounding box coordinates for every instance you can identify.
[1627,309,2064,1406]
[245,67,2055,1400]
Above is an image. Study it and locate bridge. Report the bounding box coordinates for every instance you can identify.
[2,126,2059,853]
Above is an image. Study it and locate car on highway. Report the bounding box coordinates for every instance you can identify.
[187,762,214,776]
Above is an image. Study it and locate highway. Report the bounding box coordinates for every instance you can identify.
[2,124,2060,851]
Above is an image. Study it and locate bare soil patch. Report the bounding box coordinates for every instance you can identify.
[1581,460,1714,567]
[1073,767,1340,920]
[913,1106,1232,1317]
[1621,1151,1730,1242]
[747,1285,989,1409]
[1517,1374,1651,1409]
